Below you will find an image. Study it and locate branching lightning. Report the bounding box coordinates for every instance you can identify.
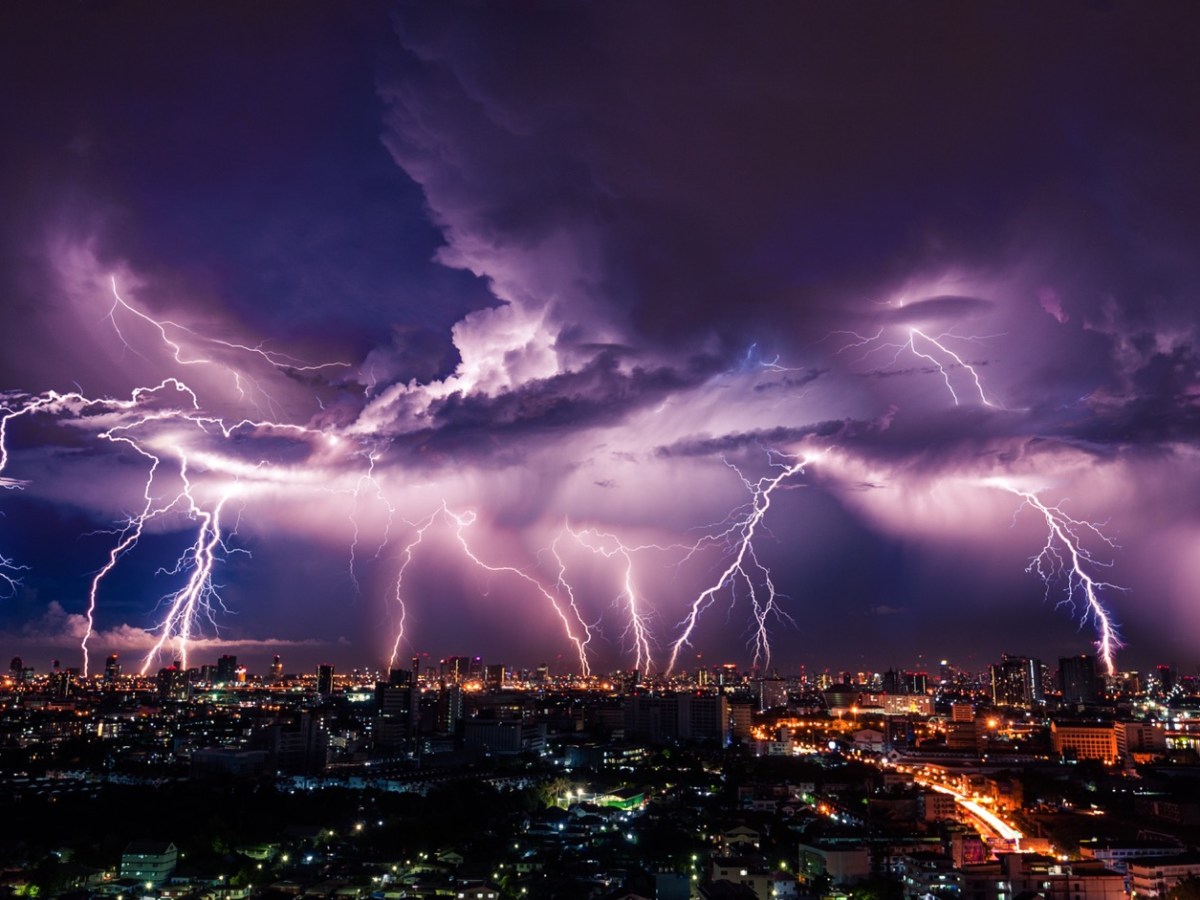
[554,527,656,676]
[831,326,998,407]
[990,481,1125,674]
[0,552,29,598]
[0,281,353,674]
[666,452,812,675]
[387,502,594,674]
[0,274,1137,679]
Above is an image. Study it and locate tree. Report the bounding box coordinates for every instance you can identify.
[1168,875,1200,900]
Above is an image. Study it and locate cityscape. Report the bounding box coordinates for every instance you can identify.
[3,2,1200,900]
[4,648,1200,899]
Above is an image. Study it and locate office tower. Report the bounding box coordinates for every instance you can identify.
[757,677,788,711]
[317,664,335,696]
[157,664,190,701]
[216,654,238,685]
[1058,655,1100,704]
[376,658,420,753]
[485,663,505,691]
[991,654,1044,708]
[436,683,463,734]
[903,671,928,695]
[1156,664,1176,697]
[270,655,283,683]
[104,654,121,684]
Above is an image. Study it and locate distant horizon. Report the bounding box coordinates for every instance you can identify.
[7,641,1185,682]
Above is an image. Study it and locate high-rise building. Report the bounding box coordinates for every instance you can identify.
[375,658,420,754]
[1155,664,1177,698]
[270,655,283,683]
[991,655,1044,708]
[757,677,788,711]
[718,663,739,687]
[157,664,190,702]
[903,671,928,695]
[1058,655,1100,704]
[624,693,730,745]
[485,663,505,691]
[316,664,335,696]
[436,684,463,734]
[443,656,471,685]
[50,669,74,699]
[216,654,238,685]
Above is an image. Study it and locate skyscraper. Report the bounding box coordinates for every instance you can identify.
[317,664,335,696]
[375,658,420,754]
[104,654,121,684]
[991,655,1044,708]
[216,654,238,685]
[1058,655,1100,704]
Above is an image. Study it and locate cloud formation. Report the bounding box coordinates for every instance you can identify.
[2,3,1199,675]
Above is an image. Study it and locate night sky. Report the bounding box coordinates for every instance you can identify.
[2,2,1199,678]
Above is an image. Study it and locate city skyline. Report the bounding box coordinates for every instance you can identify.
[3,4,1200,676]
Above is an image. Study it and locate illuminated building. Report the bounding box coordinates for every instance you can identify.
[442,655,471,684]
[990,655,1044,708]
[962,854,1124,900]
[436,683,463,733]
[484,663,505,690]
[270,654,283,683]
[1155,664,1177,698]
[1126,854,1200,898]
[375,660,420,754]
[120,841,178,885]
[1050,720,1117,762]
[157,663,190,701]
[757,676,788,711]
[104,653,121,684]
[903,671,928,694]
[1116,720,1167,761]
[259,710,330,773]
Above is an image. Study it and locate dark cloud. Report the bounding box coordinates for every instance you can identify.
[385,2,1200,353]
[657,422,850,460]
[3,2,1200,673]
[383,350,726,464]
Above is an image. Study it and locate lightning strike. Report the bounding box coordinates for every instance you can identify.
[991,481,1125,675]
[830,326,998,407]
[666,452,813,675]
[0,552,29,598]
[387,502,594,674]
[555,527,656,675]
[0,280,357,674]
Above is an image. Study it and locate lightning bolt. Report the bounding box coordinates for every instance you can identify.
[0,280,356,675]
[830,326,998,407]
[0,552,28,598]
[990,481,1125,675]
[387,502,594,674]
[554,526,656,675]
[341,450,397,594]
[105,278,350,414]
[666,452,813,675]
